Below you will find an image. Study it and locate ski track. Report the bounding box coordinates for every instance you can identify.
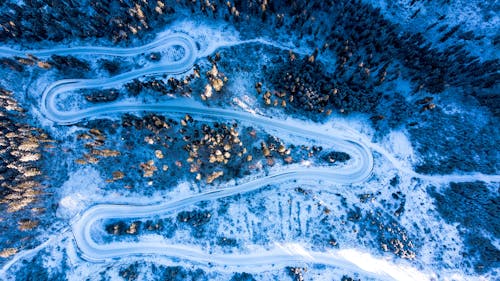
[1,32,498,281]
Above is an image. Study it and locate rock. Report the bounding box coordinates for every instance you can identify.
[147,52,161,61]
[84,89,119,103]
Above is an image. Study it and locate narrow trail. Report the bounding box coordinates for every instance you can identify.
[0,228,71,277]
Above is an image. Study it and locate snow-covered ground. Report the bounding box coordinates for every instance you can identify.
[0,4,498,281]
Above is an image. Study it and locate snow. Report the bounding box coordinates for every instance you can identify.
[1,5,498,279]
[383,130,416,165]
[362,0,500,59]
[57,167,104,220]
[337,248,432,281]
[162,19,241,58]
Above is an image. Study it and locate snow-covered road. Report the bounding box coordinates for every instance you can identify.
[0,32,194,58]
[32,32,413,278]
[2,31,497,281]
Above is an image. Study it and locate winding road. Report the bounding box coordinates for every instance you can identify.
[34,33,394,278]
[2,31,498,280]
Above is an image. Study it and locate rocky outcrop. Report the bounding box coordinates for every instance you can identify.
[84,89,119,103]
